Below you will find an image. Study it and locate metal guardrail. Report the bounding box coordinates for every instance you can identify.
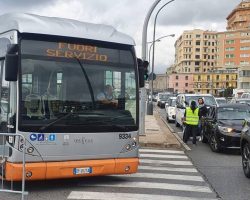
[0,133,28,200]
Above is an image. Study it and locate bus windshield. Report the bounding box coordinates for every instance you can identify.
[19,39,138,133]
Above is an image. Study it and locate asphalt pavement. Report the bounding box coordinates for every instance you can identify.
[157,106,250,200]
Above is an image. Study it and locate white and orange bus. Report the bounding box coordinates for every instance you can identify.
[0,13,146,181]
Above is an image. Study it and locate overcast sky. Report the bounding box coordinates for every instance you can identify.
[0,0,240,73]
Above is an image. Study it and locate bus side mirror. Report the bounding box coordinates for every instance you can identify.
[5,44,18,82]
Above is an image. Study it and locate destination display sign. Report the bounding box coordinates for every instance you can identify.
[21,40,134,65]
[46,42,108,62]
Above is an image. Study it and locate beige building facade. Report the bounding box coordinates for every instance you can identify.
[174,29,218,74]
[151,74,168,92]
[227,0,250,31]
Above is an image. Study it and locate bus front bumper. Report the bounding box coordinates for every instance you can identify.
[4,158,139,181]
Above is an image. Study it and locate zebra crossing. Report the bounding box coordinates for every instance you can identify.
[67,148,218,200]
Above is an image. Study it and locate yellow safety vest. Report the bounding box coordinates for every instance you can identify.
[186,107,199,125]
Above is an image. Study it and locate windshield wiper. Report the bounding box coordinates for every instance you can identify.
[38,112,104,132]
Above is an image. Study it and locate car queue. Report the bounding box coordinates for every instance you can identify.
[157,92,250,179]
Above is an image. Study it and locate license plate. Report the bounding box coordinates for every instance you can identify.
[73,167,92,175]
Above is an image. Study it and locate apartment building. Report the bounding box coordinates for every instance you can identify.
[227,0,250,31]
[167,73,194,94]
[216,30,250,69]
[193,70,238,95]
[174,29,218,74]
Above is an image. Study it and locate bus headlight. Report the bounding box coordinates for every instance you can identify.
[27,147,34,154]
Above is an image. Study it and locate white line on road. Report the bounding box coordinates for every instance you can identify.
[139,165,198,173]
[68,191,217,200]
[140,153,188,159]
[77,181,213,193]
[116,172,204,182]
[140,159,193,166]
[139,149,185,154]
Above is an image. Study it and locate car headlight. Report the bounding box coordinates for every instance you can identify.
[218,126,233,133]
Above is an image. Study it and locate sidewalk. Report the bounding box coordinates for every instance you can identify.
[139,112,182,149]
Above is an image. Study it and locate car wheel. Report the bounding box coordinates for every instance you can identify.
[201,130,208,143]
[175,120,180,127]
[242,143,250,178]
[209,134,221,152]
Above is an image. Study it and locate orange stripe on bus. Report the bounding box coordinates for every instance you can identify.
[4,158,139,181]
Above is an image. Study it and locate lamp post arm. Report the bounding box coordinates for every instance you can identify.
[151,0,175,101]
[141,0,162,60]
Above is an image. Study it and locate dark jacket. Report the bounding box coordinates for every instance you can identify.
[199,104,208,118]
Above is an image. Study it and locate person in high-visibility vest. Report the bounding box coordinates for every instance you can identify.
[182,100,199,145]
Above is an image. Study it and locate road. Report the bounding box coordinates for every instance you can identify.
[1,148,218,200]
[157,106,250,200]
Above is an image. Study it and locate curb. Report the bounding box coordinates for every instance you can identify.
[159,115,191,151]
[139,142,181,149]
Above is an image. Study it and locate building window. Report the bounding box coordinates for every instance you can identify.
[225,61,235,66]
[198,89,200,93]
[185,83,188,87]
[176,75,179,80]
[175,83,178,87]
[198,75,201,81]
[195,55,200,59]
[185,76,188,80]
[207,75,210,81]
[240,61,249,65]
[225,54,235,58]
[226,82,229,87]
[226,40,235,44]
[185,90,188,93]
[207,90,210,94]
[195,48,200,52]
[225,47,235,51]
[240,39,250,43]
[196,34,201,38]
[226,75,229,81]
[196,41,200,45]
[195,61,200,66]
[240,46,250,50]
[216,75,220,80]
[240,54,250,58]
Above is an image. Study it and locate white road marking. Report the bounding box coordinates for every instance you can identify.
[140,159,193,166]
[139,149,185,154]
[139,165,198,173]
[140,153,188,159]
[116,172,204,182]
[78,181,213,193]
[68,191,217,200]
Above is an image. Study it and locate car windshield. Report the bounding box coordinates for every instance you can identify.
[216,99,227,105]
[217,107,250,120]
[185,96,217,106]
[159,94,170,101]
[170,99,176,106]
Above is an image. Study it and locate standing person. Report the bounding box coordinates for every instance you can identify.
[197,97,208,138]
[182,100,199,145]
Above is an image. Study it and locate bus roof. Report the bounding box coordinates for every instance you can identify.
[0,13,135,46]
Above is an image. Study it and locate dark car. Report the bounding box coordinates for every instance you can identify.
[202,104,250,152]
[157,93,172,108]
[240,119,250,178]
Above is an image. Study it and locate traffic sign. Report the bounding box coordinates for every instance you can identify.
[148,73,156,80]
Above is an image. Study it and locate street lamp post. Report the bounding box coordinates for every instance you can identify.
[147,34,175,101]
[147,0,175,115]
